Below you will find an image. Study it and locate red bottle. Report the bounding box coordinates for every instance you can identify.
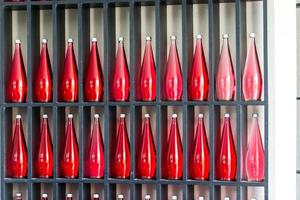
[165,114,183,179]
[136,114,156,179]
[216,114,237,181]
[188,35,209,101]
[41,193,48,200]
[60,38,78,102]
[60,114,79,178]
[15,193,22,200]
[163,36,183,101]
[34,39,53,102]
[85,114,105,178]
[245,113,265,181]
[9,115,27,178]
[66,194,73,200]
[111,114,130,178]
[215,34,235,101]
[242,33,263,101]
[6,40,27,102]
[111,37,130,101]
[35,114,53,178]
[93,194,100,200]
[189,113,210,180]
[138,36,156,101]
[84,38,104,102]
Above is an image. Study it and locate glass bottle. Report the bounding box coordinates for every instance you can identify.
[60,38,78,102]
[215,34,235,101]
[41,193,48,200]
[216,114,237,181]
[188,34,209,101]
[9,114,27,178]
[111,114,130,178]
[136,113,156,179]
[84,38,104,102]
[163,36,183,101]
[6,40,27,102]
[242,33,263,101]
[245,113,265,181]
[93,193,100,200]
[60,114,79,178]
[66,193,73,200]
[165,114,183,179]
[85,114,105,178]
[138,36,156,101]
[117,194,124,200]
[111,37,130,101]
[34,39,53,102]
[144,194,151,200]
[189,113,210,180]
[35,114,53,178]
[15,193,22,200]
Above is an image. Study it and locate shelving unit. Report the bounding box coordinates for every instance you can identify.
[0,0,268,199]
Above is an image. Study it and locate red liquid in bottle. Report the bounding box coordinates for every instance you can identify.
[85,114,105,178]
[6,40,27,102]
[35,114,53,178]
[163,36,183,101]
[111,114,130,178]
[165,114,183,179]
[111,37,130,101]
[34,39,53,102]
[242,33,263,101]
[84,38,104,102]
[136,114,156,179]
[9,115,27,178]
[215,34,235,101]
[60,38,78,102]
[188,35,209,101]
[138,36,156,101]
[60,114,79,178]
[216,114,237,181]
[245,114,265,181]
[189,114,210,180]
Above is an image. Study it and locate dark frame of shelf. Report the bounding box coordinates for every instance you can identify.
[0,0,268,199]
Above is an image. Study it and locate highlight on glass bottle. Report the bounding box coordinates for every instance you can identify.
[6,39,28,103]
[215,34,235,101]
[188,34,209,101]
[189,113,210,180]
[34,39,53,102]
[15,192,22,200]
[198,196,204,200]
[35,114,53,178]
[117,194,125,200]
[60,38,78,102]
[66,193,73,200]
[111,37,130,101]
[137,36,156,101]
[93,193,100,200]
[60,114,79,178]
[171,195,178,200]
[163,35,183,101]
[41,193,48,200]
[84,37,104,102]
[242,33,263,101]
[85,114,105,178]
[144,194,151,200]
[216,113,237,181]
[8,114,27,178]
[245,113,265,181]
[164,113,183,180]
[136,113,156,179]
[111,113,130,178]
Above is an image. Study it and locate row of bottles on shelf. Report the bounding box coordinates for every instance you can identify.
[7,33,262,103]
[7,111,264,182]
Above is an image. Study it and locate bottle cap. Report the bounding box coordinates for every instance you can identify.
[94,114,100,119]
[42,193,48,198]
[15,39,21,44]
[93,193,100,198]
[170,35,176,40]
[172,113,178,118]
[146,36,152,41]
[120,113,126,118]
[92,37,97,42]
[222,34,229,39]
[67,114,73,119]
[66,193,73,198]
[16,193,22,197]
[198,113,204,118]
[224,113,230,118]
[252,113,258,118]
[67,38,73,43]
[249,32,256,38]
[250,198,256,200]
[117,194,124,199]
[145,194,151,199]
[42,114,48,119]
[171,196,178,200]
[198,197,204,200]
[42,39,48,44]
[118,37,124,42]
[196,34,202,39]
[145,113,150,118]
[224,197,230,200]
[16,114,22,119]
